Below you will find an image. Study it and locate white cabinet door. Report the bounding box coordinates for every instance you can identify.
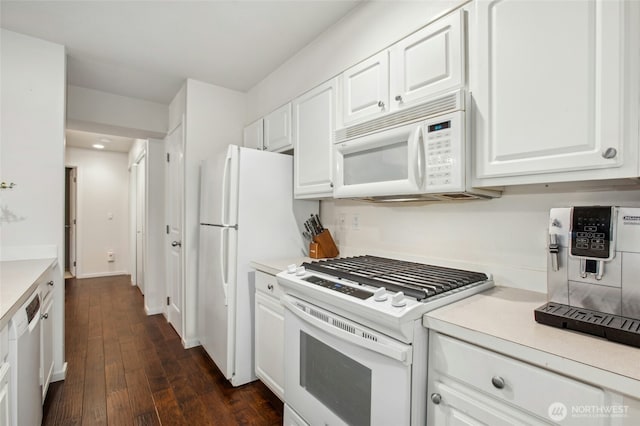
[264,103,293,152]
[342,51,389,126]
[40,295,54,400]
[390,9,465,110]
[293,78,337,199]
[243,119,264,151]
[255,291,285,400]
[0,364,9,426]
[472,0,634,183]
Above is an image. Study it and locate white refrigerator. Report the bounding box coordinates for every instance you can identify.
[197,145,318,386]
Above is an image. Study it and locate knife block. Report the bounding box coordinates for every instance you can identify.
[309,229,339,259]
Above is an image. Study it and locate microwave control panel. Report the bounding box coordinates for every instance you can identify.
[570,206,615,260]
[424,111,463,191]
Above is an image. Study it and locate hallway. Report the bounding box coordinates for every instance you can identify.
[42,275,283,425]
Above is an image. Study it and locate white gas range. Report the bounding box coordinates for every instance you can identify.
[276,255,494,426]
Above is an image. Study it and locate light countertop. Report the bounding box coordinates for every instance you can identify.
[0,258,56,329]
[250,257,317,276]
[424,286,640,399]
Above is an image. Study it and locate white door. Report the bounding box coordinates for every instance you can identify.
[255,291,285,400]
[342,51,389,127]
[472,0,625,180]
[166,121,184,337]
[40,297,54,400]
[390,9,465,110]
[293,78,338,199]
[69,167,77,277]
[264,103,293,152]
[136,156,146,294]
[243,119,264,150]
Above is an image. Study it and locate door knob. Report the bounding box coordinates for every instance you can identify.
[171,241,182,247]
[431,393,442,404]
[602,147,617,159]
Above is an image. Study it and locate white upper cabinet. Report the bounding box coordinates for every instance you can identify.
[342,51,390,126]
[390,9,465,110]
[243,119,264,151]
[293,78,338,199]
[472,0,640,185]
[340,10,465,128]
[264,103,293,152]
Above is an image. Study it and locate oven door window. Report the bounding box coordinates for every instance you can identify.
[300,331,371,426]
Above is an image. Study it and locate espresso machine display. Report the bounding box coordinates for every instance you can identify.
[535,206,640,348]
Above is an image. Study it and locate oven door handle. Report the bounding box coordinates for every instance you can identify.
[283,296,412,365]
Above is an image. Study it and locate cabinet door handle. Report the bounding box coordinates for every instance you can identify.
[47,280,54,286]
[491,376,505,389]
[267,284,274,291]
[171,241,182,247]
[377,100,385,109]
[41,313,49,320]
[430,393,442,404]
[602,147,617,159]
[395,95,403,102]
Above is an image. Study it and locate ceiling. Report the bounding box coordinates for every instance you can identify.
[66,129,137,153]
[0,0,362,105]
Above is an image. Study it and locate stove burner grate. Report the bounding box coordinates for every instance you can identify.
[302,255,489,301]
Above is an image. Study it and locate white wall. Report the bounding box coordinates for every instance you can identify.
[0,29,66,380]
[67,85,169,139]
[322,185,640,293]
[65,147,130,278]
[246,0,464,122]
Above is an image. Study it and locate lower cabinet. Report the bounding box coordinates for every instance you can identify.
[40,294,54,400]
[254,271,285,400]
[427,332,630,426]
[0,362,9,426]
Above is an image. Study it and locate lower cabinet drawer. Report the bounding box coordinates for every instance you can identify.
[255,270,283,299]
[430,333,605,422]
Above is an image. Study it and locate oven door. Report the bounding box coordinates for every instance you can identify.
[334,121,425,199]
[282,295,413,426]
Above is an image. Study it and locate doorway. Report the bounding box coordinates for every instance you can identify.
[64,167,77,279]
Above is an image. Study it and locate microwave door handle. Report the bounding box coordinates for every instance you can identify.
[410,125,425,187]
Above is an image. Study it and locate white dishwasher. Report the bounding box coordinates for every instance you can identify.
[8,290,42,426]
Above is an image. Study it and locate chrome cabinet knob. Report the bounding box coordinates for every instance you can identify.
[602,147,617,159]
[41,313,48,320]
[491,376,505,389]
[431,393,442,405]
[395,95,403,102]
[47,280,54,286]
[377,100,385,109]
[171,241,182,247]
[267,284,274,291]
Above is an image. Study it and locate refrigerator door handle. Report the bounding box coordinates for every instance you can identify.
[221,150,232,226]
[221,227,229,306]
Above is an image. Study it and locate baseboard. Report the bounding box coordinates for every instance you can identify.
[183,338,201,349]
[76,271,129,279]
[51,362,68,382]
[145,305,164,316]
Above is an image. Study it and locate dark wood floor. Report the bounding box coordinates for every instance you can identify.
[42,275,283,425]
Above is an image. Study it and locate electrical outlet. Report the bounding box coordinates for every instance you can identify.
[338,213,347,232]
[351,213,360,230]
[107,251,115,262]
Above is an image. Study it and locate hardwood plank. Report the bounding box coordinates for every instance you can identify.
[43,275,284,426]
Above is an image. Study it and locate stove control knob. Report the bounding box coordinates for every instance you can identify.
[296,266,306,276]
[373,287,388,302]
[287,264,297,274]
[391,292,407,307]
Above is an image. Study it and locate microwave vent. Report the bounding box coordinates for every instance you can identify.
[336,89,463,143]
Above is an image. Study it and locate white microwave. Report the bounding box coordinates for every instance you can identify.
[333,91,499,201]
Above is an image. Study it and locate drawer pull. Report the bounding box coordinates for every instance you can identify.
[47,280,54,286]
[430,393,441,405]
[491,376,505,389]
[267,284,274,291]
